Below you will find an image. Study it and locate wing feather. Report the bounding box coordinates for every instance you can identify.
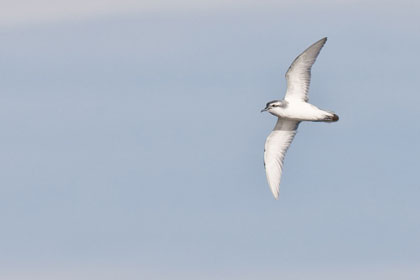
[264,119,299,199]
[285,37,327,102]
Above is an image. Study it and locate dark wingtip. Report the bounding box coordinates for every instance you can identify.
[332,114,339,122]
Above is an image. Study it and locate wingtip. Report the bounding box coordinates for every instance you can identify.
[269,184,280,200]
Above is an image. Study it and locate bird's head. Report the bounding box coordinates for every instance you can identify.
[261,100,286,113]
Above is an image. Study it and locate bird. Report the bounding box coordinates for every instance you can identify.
[261,37,338,199]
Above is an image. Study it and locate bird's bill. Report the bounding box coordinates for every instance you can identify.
[261,108,268,112]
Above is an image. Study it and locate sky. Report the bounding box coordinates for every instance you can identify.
[1,0,420,279]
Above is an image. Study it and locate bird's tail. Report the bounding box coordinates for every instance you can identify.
[324,113,339,122]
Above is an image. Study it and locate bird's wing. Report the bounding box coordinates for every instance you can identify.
[264,118,300,199]
[285,37,327,102]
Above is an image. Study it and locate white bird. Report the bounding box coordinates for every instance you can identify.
[261,37,338,199]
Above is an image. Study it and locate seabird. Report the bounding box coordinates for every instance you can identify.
[261,37,339,199]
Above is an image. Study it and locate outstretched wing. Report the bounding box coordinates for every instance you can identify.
[285,37,327,102]
[264,118,300,199]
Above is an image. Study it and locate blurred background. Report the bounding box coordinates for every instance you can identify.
[1,0,419,279]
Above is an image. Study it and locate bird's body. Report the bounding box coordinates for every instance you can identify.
[266,100,336,122]
[262,37,338,199]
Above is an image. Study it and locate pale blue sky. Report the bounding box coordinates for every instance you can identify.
[1,1,420,279]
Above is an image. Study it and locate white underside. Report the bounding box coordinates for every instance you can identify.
[268,99,334,121]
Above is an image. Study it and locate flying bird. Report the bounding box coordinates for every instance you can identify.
[261,37,338,199]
